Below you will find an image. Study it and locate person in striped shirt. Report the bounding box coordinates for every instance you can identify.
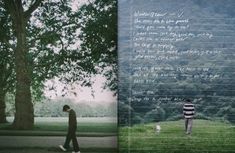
[183,99,195,135]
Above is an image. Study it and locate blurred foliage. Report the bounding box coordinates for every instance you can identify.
[34,98,117,117]
[78,0,117,92]
[6,95,117,117]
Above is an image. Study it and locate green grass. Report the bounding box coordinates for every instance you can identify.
[34,122,117,133]
[119,120,235,153]
[0,117,117,136]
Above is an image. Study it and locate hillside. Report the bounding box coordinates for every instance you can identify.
[118,0,235,125]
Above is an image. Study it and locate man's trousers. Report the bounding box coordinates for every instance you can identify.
[63,129,80,152]
[185,118,193,134]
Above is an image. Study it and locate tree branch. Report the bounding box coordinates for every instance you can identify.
[24,0,43,19]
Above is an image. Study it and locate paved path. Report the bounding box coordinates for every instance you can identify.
[0,136,117,148]
[0,148,117,153]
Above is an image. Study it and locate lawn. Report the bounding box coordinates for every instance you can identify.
[119,120,235,153]
[0,117,117,136]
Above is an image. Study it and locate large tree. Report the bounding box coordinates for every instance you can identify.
[1,0,117,129]
[2,0,37,129]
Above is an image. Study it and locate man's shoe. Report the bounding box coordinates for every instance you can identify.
[72,151,81,153]
[59,145,67,151]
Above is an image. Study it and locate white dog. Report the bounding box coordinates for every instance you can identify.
[156,124,161,134]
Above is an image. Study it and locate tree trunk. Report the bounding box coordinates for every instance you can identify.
[13,25,34,129]
[12,4,34,130]
[0,90,7,123]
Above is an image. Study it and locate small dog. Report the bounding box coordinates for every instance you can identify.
[156,124,161,134]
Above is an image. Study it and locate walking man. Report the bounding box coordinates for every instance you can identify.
[59,105,80,153]
[183,99,195,135]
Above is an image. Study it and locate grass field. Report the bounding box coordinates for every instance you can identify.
[0,117,117,136]
[119,120,235,153]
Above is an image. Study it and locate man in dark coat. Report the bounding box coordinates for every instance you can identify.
[59,105,80,153]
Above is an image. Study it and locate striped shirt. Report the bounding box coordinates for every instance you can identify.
[183,103,195,119]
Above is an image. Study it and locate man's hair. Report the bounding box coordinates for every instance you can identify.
[63,105,70,111]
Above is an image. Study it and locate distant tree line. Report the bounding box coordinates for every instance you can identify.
[120,97,235,126]
[6,97,117,117]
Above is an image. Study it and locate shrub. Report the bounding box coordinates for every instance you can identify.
[144,107,166,123]
[166,114,183,121]
[194,113,211,120]
[226,107,235,124]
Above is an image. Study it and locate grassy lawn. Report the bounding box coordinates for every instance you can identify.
[0,117,117,136]
[119,120,235,153]
[34,122,117,133]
